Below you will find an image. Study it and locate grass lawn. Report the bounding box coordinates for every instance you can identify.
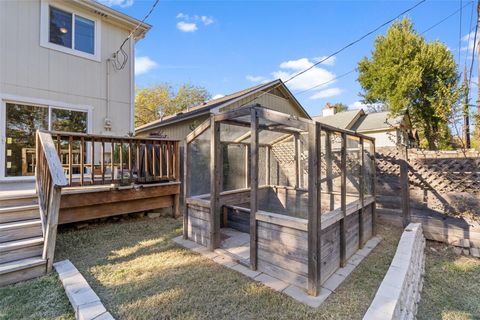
[53,216,402,320]
[0,273,74,320]
[417,241,480,320]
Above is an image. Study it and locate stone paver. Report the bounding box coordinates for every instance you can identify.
[283,285,332,308]
[54,260,113,320]
[254,273,290,292]
[176,231,382,309]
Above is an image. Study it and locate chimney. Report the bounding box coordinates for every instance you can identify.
[322,103,337,117]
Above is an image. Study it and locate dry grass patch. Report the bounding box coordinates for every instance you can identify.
[0,273,74,320]
[417,242,480,320]
[55,217,402,320]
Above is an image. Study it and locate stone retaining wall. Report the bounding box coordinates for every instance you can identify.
[363,223,425,320]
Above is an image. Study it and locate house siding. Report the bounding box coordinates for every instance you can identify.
[0,0,134,136]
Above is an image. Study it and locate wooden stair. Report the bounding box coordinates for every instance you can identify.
[0,194,47,287]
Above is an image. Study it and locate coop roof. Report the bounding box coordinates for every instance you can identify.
[135,79,310,134]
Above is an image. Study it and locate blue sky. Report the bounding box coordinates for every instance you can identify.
[100,0,478,117]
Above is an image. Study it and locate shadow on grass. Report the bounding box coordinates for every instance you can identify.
[417,242,480,320]
[55,218,402,320]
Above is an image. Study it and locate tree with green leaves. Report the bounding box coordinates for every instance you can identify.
[329,102,349,113]
[135,83,211,128]
[358,18,460,150]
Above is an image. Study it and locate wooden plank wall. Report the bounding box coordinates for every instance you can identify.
[187,202,211,247]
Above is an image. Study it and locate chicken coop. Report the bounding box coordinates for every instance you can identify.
[183,104,376,296]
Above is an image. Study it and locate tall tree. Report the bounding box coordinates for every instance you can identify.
[135,83,211,128]
[329,102,349,113]
[358,18,460,150]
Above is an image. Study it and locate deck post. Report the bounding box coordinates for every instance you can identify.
[307,122,321,296]
[173,141,181,218]
[265,145,271,186]
[359,137,365,248]
[183,142,190,239]
[340,132,347,267]
[43,185,61,272]
[250,108,259,270]
[400,158,410,227]
[209,118,221,250]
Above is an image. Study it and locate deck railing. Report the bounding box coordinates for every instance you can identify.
[35,131,68,272]
[49,131,180,187]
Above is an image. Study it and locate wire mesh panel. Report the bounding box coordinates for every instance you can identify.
[188,127,211,196]
[222,143,247,191]
[363,139,375,196]
[346,135,361,196]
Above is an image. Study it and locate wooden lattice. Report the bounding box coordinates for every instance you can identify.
[376,147,480,193]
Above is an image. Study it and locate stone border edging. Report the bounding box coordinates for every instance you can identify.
[173,235,382,308]
[363,223,425,320]
[54,260,114,320]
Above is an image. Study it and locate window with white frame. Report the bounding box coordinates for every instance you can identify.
[49,6,95,54]
[40,1,100,61]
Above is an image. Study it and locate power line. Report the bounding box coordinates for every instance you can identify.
[420,0,472,35]
[284,0,427,86]
[464,1,475,64]
[459,0,463,64]
[111,0,160,71]
[467,5,478,89]
[236,0,427,109]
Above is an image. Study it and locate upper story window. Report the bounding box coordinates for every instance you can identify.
[40,1,101,61]
[49,6,95,55]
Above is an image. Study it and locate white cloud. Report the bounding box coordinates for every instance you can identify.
[176,13,214,32]
[211,94,225,100]
[201,16,214,25]
[313,56,336,66]
[135,56,158,75]
[97,0,133,7]
[462,31,476,52]
[246,75,267,82]
[177,21,198,32]
[349,101,368,110]
[273,57,336,92]
[309,88,342,100]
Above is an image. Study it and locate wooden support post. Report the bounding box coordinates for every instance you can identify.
[340,132,347,267]
[400,159,410,227]
[90,138,95,185]
[294,134,300,188]
[101,140,105,184]
[80,137,84,186]
[68,136,73,185]
[43,185,61,272]
[265,146,271,186]
[325,131,334,210]
[119,140,124,184]
[359,137,365,248]
[372,143,377,236]
[209,118,221,250]
[250,108,259,270]
[307,122,321,296]
[173,142,181,218]
[244,144,249,188]
[183,141,190,239]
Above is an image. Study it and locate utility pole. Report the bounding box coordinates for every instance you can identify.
[476,1,480,149]
[464,64,471,148]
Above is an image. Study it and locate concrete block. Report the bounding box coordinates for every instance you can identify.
[470,247,480,258]
[348,253,365,266]
[213,255,238,268]
[335,263,356,278]
[70,288,101,311]
[283,285,331,308]
[322,273,346,292]
[230,264,261,279]
[93,312,115,320]
[78,301,107,320]
[254,273,289,292]
[147,212,161,219]
[53,260,78,281]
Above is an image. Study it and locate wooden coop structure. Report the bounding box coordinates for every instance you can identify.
[183,104,376,296]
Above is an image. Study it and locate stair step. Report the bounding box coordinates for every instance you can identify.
[0,257,46,287]
[0,219,42,243]
[0,204,39,223]
[0,238,43,264]
[0,192,37,208]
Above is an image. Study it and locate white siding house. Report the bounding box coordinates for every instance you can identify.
[0,0,150,180]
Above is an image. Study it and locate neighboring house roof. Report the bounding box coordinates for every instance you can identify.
[351,111,404,132]
[135,79,310,134]
[312,109,364,130]
[73,0,151,38]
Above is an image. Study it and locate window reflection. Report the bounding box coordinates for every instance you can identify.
[74,16,95,54]
[49,6,72,48]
